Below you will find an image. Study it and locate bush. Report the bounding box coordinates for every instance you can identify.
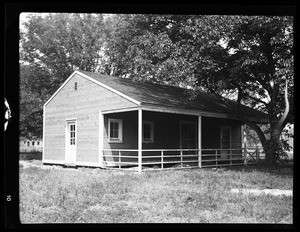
[19,152,42,161]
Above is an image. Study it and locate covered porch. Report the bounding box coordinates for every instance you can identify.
[99,107,258,171]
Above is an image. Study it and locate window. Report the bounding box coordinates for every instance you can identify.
[70,124,76,145]
[108,119,123,143]
[37,141,39,145]
[220,126,231,150]
[32,141,35,146]
[74,82,77,90]
[27,141,29,147]
[143,121,154,143]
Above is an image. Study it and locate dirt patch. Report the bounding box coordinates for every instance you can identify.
[231,188,293,197]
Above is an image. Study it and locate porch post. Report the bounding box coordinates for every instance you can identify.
[241,124,244,148]
[198,115,202,168]
[138,109,142,172]
[99,111,104,167]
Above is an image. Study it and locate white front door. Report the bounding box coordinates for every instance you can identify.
[65,120,77,165]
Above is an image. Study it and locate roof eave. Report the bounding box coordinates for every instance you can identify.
[141,102,269,123]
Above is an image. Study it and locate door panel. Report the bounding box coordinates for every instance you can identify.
[220,126,231,150]
[220,126,231,159]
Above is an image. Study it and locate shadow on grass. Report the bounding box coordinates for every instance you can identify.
[222,162,293,176]
[20,152,42,161]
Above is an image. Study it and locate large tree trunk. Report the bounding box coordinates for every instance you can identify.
[224,80,290,168]
[263,128,282,167]
[262,79,290,167]
[246,124,281,167]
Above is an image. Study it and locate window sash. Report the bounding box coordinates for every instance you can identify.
[143,121,154,143]
[69,123,76,145]
[108,119,122,142]
[143,124,151,139]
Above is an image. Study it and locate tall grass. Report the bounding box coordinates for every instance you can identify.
[19,164,293,223]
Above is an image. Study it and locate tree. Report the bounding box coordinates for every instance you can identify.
[103,14,194,85]
[184,16,294,166]
[22,13,106,88]
[103,15,294,166]
[20,13,106,139]
[19,65,51,139]
[227,16,293,166]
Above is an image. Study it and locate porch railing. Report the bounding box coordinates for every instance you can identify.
[102,147,264,171]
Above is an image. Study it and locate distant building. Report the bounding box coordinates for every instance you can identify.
[20,138,43,152]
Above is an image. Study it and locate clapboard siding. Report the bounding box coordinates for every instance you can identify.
[44,73,138,163]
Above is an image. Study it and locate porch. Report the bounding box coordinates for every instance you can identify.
[99,107,258,171]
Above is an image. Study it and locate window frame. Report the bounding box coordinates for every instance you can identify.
[142,121,154,143]
[108,118,123,143]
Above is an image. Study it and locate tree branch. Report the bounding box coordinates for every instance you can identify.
[246,94,268,106]
[244,120,267,147]
[276,79,290,131]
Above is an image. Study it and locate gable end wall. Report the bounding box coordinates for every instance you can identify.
[44,73,137,163]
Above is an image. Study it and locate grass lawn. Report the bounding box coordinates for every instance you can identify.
[19,159,293,224]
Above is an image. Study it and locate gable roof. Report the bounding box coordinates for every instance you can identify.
[77,70,268,123]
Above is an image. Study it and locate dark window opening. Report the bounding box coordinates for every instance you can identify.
[143,124,151,140]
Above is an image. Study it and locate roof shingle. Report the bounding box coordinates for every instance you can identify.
[79,70,268,123]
